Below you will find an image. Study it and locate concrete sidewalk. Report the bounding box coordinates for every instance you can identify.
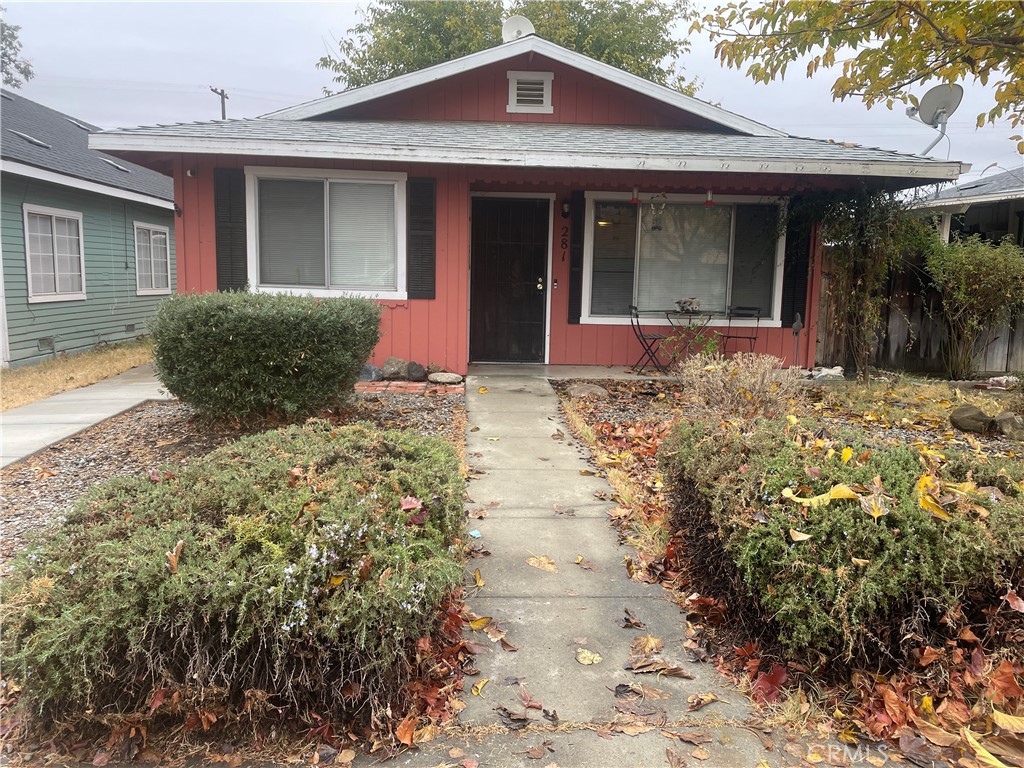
[0,364,170,468]
[389,373,780,768]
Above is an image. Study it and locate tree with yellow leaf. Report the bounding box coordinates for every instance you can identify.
[696,1,1024,152]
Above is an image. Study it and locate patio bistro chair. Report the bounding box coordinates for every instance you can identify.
[719,305,760,355]
[629,305,668,374]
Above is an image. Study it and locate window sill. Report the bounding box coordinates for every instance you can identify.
[28,293,87,304]
[137,289,172,297]
[255,285,408,301]
[581,315,781,328]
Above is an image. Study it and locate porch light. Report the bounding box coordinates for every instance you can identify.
[705,189,714,207]
[560,199,571,218]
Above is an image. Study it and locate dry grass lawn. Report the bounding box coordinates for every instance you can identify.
[0,339,154,412]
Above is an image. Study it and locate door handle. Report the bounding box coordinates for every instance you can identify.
[536,277,544,291]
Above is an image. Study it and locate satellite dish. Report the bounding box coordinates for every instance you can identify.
[918,84,963,127]
[907,83,964,155]
[502,15,536,43]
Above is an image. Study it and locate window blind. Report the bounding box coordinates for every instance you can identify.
[258,179,325,287]
[28,213,56,294]
[637,205,731,313]
[328,182,396,290]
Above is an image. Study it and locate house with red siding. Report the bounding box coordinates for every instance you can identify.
[90,30,965,374]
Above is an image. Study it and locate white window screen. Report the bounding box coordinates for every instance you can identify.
[136,225,171,291]
[328,182,396,290]
[27,210,82,296]
[258,179,326,287]
[636,205,732,313]
[590,202,637,315]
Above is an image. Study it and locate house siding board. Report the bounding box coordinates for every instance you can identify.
[330,55,732,130]
[174,155,818,373]
[1,175,175,366]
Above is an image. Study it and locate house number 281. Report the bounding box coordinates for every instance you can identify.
[560,225,569,261]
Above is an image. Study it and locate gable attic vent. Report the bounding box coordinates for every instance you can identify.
[7,129,51,149]
[507,70,553,114]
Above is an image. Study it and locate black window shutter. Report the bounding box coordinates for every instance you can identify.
[214,168,248,291]
[567,190,585,324]
[781,222,810,325]
[406,178,436,299]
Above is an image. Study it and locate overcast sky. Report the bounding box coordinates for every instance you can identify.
[5,1,1023,185]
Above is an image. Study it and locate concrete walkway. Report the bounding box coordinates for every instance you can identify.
[392,372,779,768]
[0,364,170,468]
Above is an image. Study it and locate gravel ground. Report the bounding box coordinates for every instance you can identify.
[0,392,465,568]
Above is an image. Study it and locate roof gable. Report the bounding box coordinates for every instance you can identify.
[264,35,784,138]
[0,90,173,201]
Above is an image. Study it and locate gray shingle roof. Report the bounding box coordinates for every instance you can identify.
[0,90,173,201]
[92,118,961,181]
[930,167,1024,202]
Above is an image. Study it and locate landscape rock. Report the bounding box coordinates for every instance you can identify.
[950,404,995,434]
[406,361,427,382]
[567,382,610,399]
[359,364,382,382]
[428,372,463,384]
[994,410,1024,441]
[381,356,408,380]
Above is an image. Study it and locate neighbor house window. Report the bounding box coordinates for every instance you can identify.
[24,204,86,303]
[134,222,171,294]
[586,197,780,320]
[507,71,554,114]
[247,168,407,299]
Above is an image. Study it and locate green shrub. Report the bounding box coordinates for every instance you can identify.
[926,234,1024,380]
[677,352,804,420]
[150,292,381,419]
[2,422,464,727]
[661,417,1024,664]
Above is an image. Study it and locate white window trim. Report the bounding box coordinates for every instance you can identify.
[244,166,408,300]
[507,70,554,114]
[23,203,87,304]
[580,191,787,327]
[133,221,173,296]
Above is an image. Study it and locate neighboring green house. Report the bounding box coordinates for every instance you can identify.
[0,90,175,367]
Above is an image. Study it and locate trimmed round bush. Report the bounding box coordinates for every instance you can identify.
[2,421,464,726]
[150,292,382,419]
[661,417,1024,664]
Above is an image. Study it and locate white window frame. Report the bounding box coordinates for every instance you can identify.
[133,221,172,296]
[244,166,408,300]
[23,204,87,304]
[580,191,787,327]
[507,70,554,114]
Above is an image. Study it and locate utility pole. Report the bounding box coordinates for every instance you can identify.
[210,86,229,120]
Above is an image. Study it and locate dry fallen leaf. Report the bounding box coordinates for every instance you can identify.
[471,678,489,696]
[468,615,492,631]
[576,648,603,665]
[992,708,1024,734]
[527,555,558,572]
[690,746,711,761]
[789,528,812,542]
[478,387,488,394]
[473,568,485,588]
[687,692,719,712]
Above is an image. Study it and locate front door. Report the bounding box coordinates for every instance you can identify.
[470,197,549,362]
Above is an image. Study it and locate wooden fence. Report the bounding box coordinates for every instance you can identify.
[815,251,1024,375]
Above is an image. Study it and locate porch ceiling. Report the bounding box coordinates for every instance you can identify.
[90,118,965,185]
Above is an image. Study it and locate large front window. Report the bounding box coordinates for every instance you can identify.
[248,168,406,298]
[586,196,781,320]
